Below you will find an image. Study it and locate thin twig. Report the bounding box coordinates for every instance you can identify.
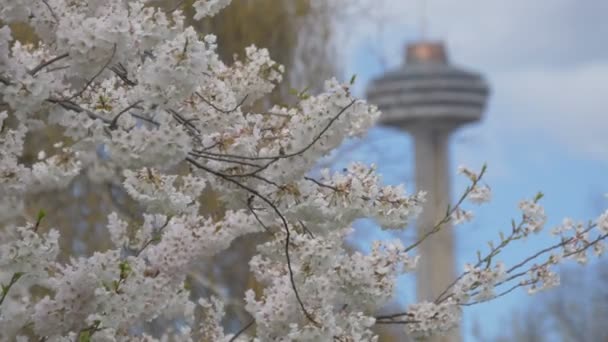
[460,229,607,303]
[208,100,358,182]
[298,220,314,238]
[375,311,415,321]
[505,224,596,276]
[435,215,526,304]
[195,92,248,114]
[304,176,339,192]
[0,272,24,306]
[70,43,117,100]
[170,109,200,133]
[109,101,143,130]
[200,99,357,162]
[228,319,255,342]
[41,0,59,23]
[46,97,112,123]
[497,229,606,288]
[186,157,319,326]
[110,63,137,86]
[135,216,172,257]
[44,65,70,73]
[189,152,263,168]
[375,320,420,325]
[247,200,273,234]
[460,282,527,306]
[169,0,187,12]
[403,166,486,254]
[128,112,160,127]
[29,53,69,76]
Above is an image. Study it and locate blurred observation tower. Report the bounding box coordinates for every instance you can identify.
[366,42,490,341]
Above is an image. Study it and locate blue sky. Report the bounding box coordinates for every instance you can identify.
[330,1,608,340]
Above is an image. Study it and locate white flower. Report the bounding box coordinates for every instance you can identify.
[452,208,474,225]
[593,241,605,256]
[468,185,492,204]
[193,0,232,20]
[551,217,575,235]
[123,168,206,215]
[519,199,547,235]
[452,262,506,302]
[107,213,129,247]
[597,210,608,234]
[457,165,478,182]
[527,265,560,294]
[30,148,82,191]
[404,300,460,338]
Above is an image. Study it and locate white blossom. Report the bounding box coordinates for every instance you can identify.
[193,0,232,20]
[519,199,547,235]
[403,300,460,338]
[467,185,492,204]
[457,165,478,182]
[107,212,129,247]
[453,263,506,302]
[30,148,82,191]
[123,168,206,215]
[451,208,474,225]
[526,265,560,294]
[597,209,608,234]
[0,0,606,340]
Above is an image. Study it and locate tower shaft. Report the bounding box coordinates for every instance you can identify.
[413,127,454,301]
[366,41,489,342]
[413,127,459,342]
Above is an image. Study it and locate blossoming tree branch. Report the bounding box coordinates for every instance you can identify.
[0,0,607,340]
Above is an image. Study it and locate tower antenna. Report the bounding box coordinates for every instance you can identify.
[420,0,428,40]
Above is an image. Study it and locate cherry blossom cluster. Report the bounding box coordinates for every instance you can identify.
[1,0,607,341]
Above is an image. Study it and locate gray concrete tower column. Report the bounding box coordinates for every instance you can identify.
[413,126,454,302]
[367,41,490,342]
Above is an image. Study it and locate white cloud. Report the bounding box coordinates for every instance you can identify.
[492,63,608,161]
[377,0,608,70]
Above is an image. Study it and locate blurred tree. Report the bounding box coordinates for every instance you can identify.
[155,0,337,100]
[480,261,608,342]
